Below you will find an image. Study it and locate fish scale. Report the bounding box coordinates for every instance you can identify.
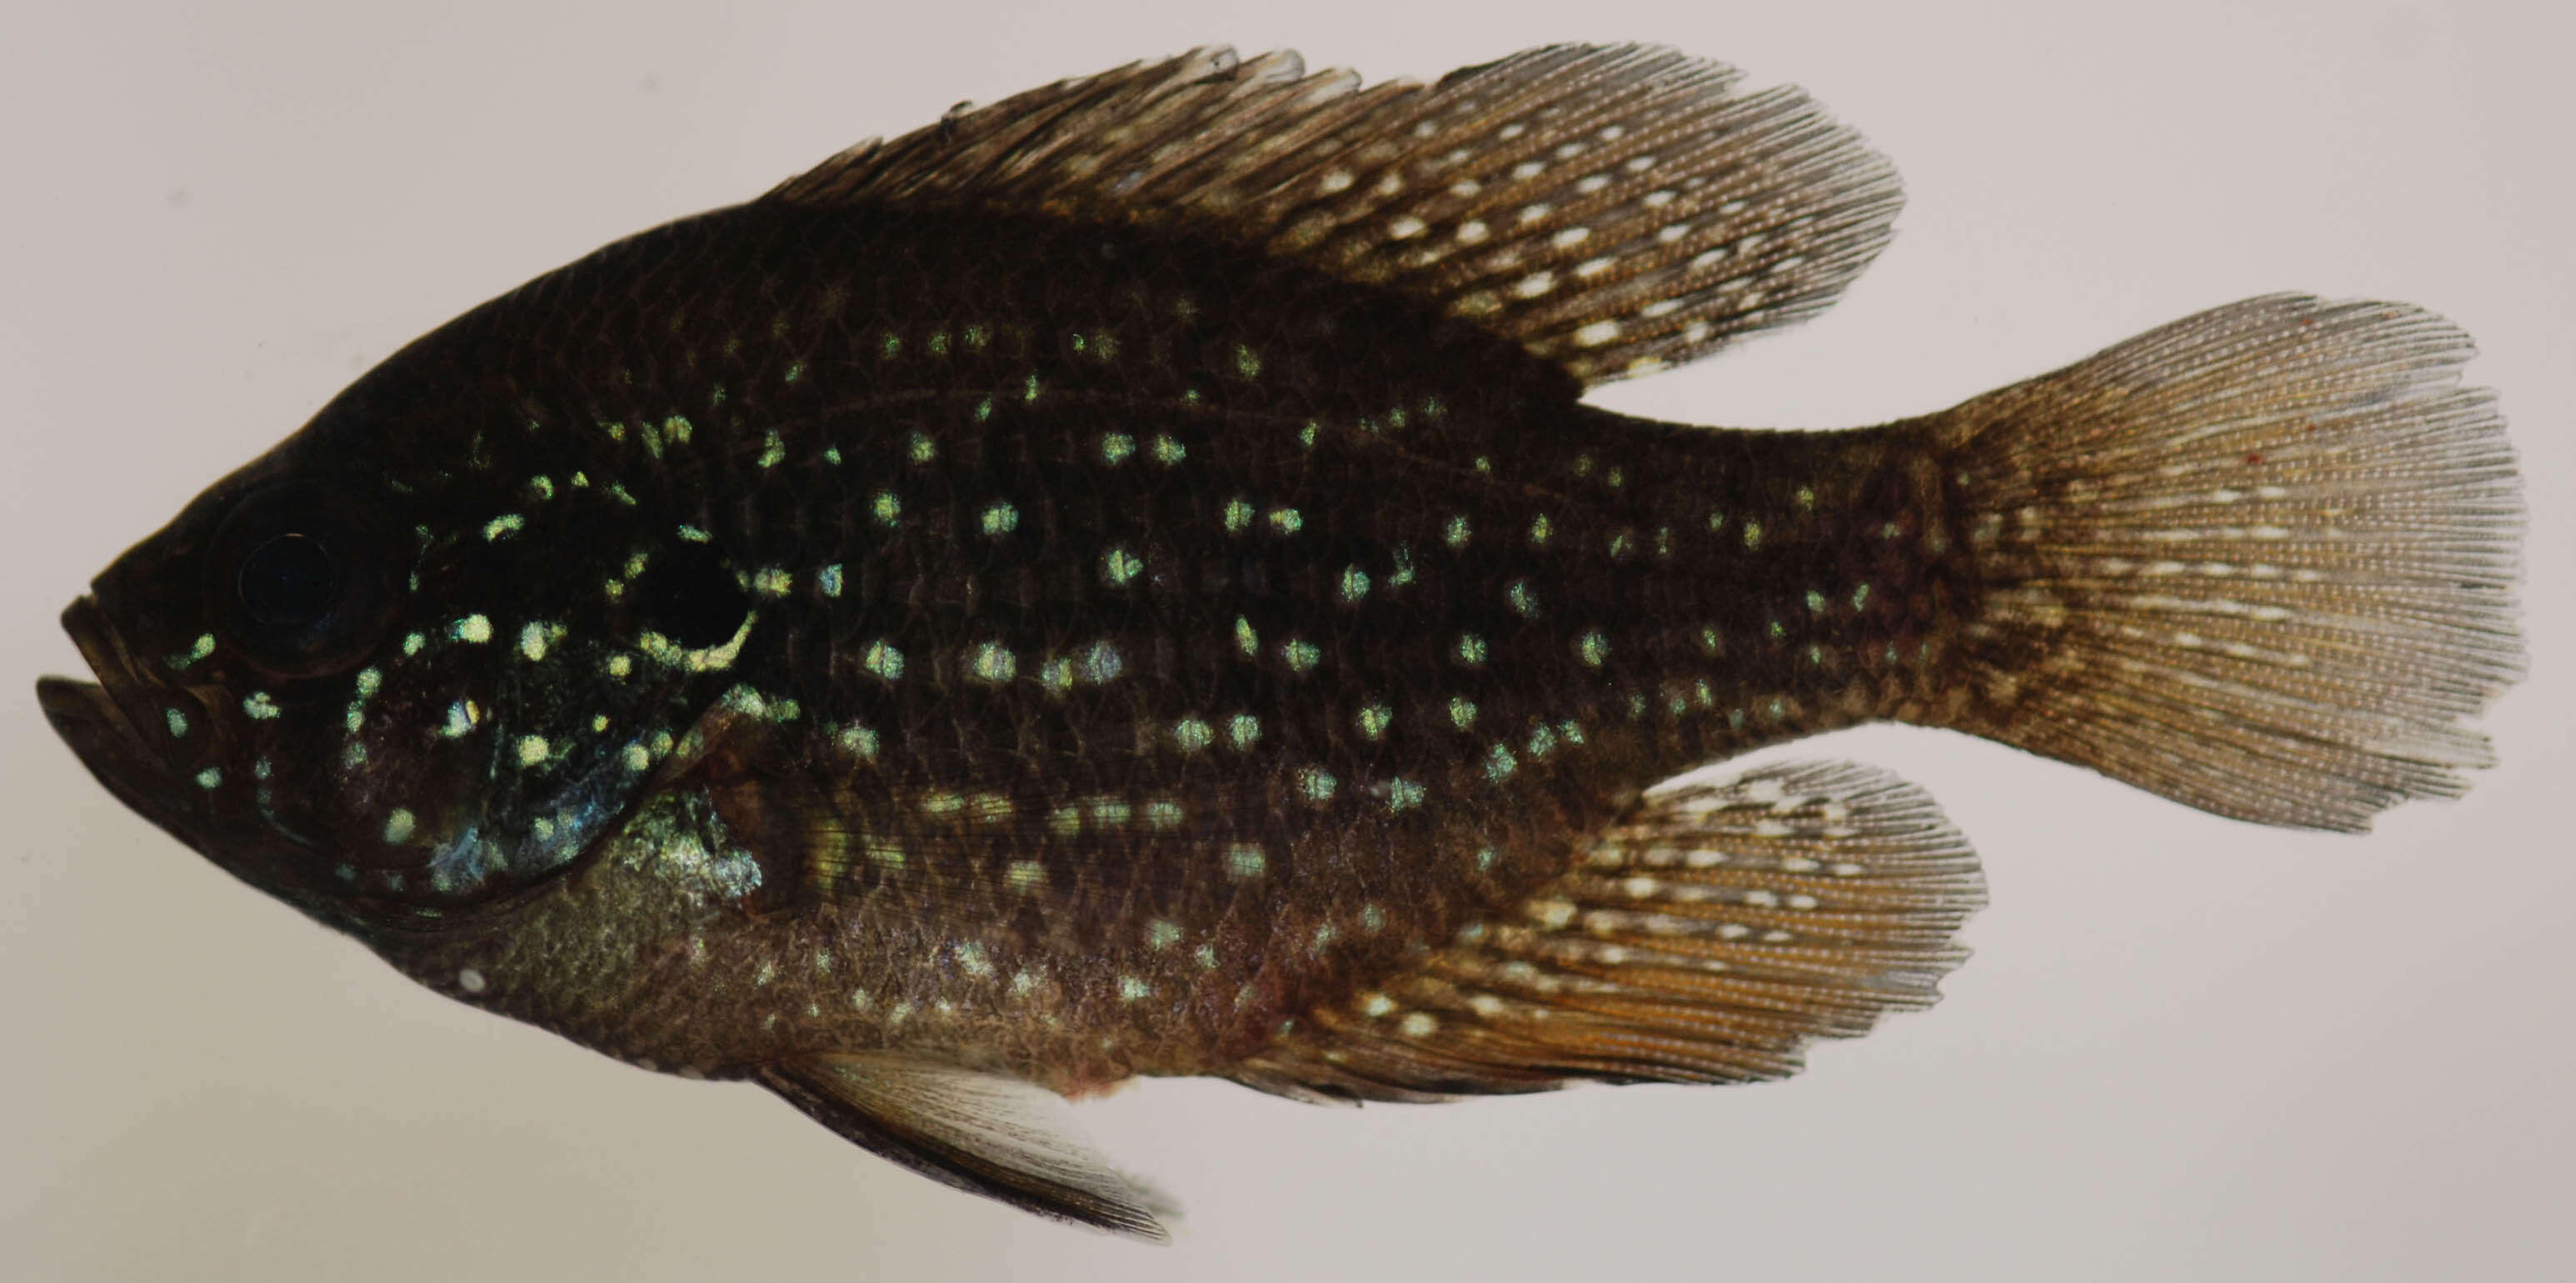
[39,44,2519,1240]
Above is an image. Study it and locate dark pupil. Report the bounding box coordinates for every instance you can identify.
[237,533,341,627]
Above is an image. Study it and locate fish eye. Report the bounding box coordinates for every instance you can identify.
[238,533,338,627]
[210,481,394,677]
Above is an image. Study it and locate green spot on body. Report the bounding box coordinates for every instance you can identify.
[1795,485,1815,510]
[383,809,415,843]
[1455,634,1489,665]
[872,492,901,526]
[1578,631,1610,667]
[783,362,805,384]
[1448,696,1477,729]
[1147,920,1182,949]
[837,724,879,760]
[402,632,425,656]
[1267,507,1302,536]
[1357,704,1392,740]
[1339,567,1370,603]
[527,475,554,501]
[1227,714,1261,751]
[1445,516,1471,549]
[757,430,786,467]
[817,565,842,597]
[1508,581,1536,617]
[1102,547,1143,585]
[1281,640,1320,672]
[969,642,1016,682]
[1226,844,1267,878]
[1171,717,1213,753]
[972,396,993,422]
[242,691,280,720]
[1385,778,1425,811]
[163,708,187,738]
[677,524,711,543]
[1297,766,1337,803]
[1528,725,1559,757]
[908,432,936,463]
[194,766,222,790]
[1852,582,1872,610]
[1528,515,1553,547]
[981,502,1018,536]
[1151,435,1185,464]
[822,446,841,465]
[1023,373,1041,404]
[1805,589,1828,613]
[1234,344,1262,378]
[482,513,524,542]
[863,641,904,680]
[1223,498,1253,534]
[1743,521,1764,549]
[1235,617,1258,656]
[1099,432,1134,464]
[1485,744,1518,782]
[452,615,492,644]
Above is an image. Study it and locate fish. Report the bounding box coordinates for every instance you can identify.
[35,44,2524,1241]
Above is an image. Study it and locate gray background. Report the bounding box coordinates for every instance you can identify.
[4,2,2568,1279]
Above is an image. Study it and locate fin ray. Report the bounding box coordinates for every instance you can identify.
[1231,761,1984,1103]
[1912,294,2524,830]
[767,45,1902,383]
[760,1055,1171,1241]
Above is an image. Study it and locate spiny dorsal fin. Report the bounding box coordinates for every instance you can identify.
[760,1054,1172,1241]
[766,45,1902,384]
[1229,761,1986,1103]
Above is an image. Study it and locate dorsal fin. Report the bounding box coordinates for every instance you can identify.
[765,45,1902,384]
[1228,761,1986,1103]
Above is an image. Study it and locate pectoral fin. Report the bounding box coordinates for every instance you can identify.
[759,1054,1173,1241]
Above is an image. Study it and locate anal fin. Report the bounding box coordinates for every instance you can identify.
[760,1055,1172,1241]
[1231,761,1986,1103]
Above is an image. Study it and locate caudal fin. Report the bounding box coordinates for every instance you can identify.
[1914,295,2523,831]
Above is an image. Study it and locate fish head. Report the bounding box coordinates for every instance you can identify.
[39,382,724,936]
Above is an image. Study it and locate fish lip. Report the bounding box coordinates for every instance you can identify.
[40,597,200,844]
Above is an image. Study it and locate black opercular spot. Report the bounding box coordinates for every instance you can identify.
[238,534,339,628]
[637,542,750,649]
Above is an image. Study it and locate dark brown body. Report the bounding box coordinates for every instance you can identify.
[352,203,1956,1091]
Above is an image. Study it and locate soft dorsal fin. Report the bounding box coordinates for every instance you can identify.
[760,1053,1174,1241]
[1229,761,1986,1103]
[766,45,1901,384]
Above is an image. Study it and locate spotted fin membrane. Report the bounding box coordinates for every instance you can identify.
[767,43,1903,383]
[1233,761,1984,1100]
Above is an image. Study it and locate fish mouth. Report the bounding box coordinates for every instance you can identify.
[39,597,204,846]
